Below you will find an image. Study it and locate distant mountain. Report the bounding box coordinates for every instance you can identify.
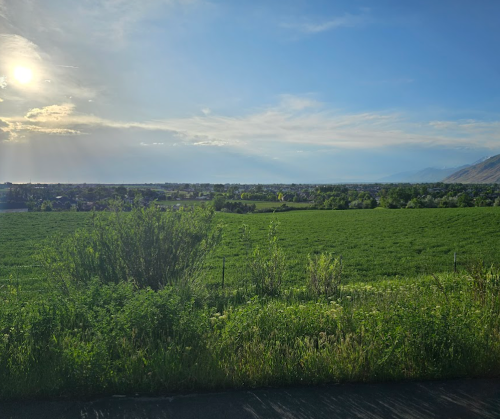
[444,154,500,183]
[380,165,469,183]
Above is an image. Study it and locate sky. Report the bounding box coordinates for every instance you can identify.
[0,0,499,184]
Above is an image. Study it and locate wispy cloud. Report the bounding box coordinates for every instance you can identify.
[4,95,498,155]
[71,0,206,43]
[193,140,227,147]
[0,118,83,142]
[0,34,42,70]
[277,94,322,111]
[0,0,6,19]
[282,12,370,34]
[25,104,75,122]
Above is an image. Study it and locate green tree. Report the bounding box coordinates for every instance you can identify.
[41,200,53,212]
[212,195,226,211]
[213,184,225,193]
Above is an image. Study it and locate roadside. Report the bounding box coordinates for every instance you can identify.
[2,378,499,419]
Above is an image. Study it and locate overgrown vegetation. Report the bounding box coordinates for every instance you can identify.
[41,203,222,290]
[1,206,500,400]
[307,252,343,297]
[245,220,287,296]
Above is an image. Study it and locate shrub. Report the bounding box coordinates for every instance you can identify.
[243,220,287,296]
[307,252,342,297]
[41,202,222,290]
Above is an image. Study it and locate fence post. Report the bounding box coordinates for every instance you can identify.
[454,252,457,273]
[222,257,225,289]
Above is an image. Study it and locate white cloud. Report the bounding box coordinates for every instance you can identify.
[193,140,227,147]
[0,34,42,68]
[282,12,370,34]
[13,123,82,136]
[25,103,75,121]
[3,95,500,154]
[140,141,165,146]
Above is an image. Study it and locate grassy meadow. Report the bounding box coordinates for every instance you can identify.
[2,207,500,285]
[1,206,500,399]
[157,199,311,210]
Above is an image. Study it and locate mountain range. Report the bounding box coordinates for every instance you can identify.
[444,154,500,183]
[381,156,499,183]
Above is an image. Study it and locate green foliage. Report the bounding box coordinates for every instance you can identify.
[0,279,213,399]
[212,195,226,211]
[41,203,222,290]
[307,253,343,297]
[2,208,500,399]
[208,273,500,387]
[41,200,53,212]
[243,220,287,296]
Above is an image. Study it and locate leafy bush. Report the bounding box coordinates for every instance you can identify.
[242,220,287,296]
[307,252,343,297]
[41,202,222,290]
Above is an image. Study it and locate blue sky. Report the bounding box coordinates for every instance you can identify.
[0,0,499,183]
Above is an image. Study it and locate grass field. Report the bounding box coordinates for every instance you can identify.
[1,207,500,400]
[157,199,311,210]
[211,207,500,285]
[1,207,500,286]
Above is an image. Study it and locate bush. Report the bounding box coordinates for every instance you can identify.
[242,220,287,296]
[307,252,342,297]
[41,202,222,290]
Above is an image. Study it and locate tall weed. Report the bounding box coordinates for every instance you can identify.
[307,252,342,297]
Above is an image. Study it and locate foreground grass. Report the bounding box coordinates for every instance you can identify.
[1,270,499,400]
[1,207,500,400]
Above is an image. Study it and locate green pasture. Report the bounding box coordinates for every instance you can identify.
[237,200,311,210]
[157,199,209,207]
[0,212,90,284]
[1,207,500,287]
[209,207,500,285]
[157,199,311,210]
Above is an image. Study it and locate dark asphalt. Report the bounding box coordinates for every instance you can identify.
[2,378,500,419]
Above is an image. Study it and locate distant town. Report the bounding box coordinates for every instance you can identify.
[1,182,500,214]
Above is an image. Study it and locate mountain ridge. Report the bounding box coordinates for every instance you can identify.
[380,165,469,183]
[444,154,500,183]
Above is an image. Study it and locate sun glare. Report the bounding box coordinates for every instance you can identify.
[13,66,33,84]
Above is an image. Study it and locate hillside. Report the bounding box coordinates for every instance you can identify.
[380,165,468,183]
[444,154,500,183]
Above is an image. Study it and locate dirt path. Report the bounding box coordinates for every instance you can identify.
[2,378,500,419]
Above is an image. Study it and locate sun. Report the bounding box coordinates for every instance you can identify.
[13,66,33,84]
